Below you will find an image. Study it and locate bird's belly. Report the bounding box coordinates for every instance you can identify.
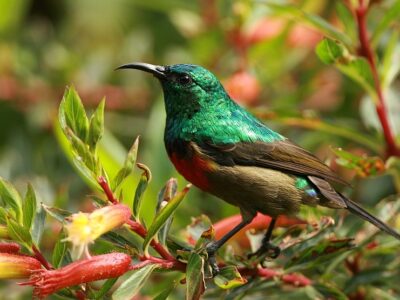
[206,165,317,217]
[169,152,216,191]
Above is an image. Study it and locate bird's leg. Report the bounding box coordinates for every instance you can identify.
[206,216,253,275]
[248,217,280,259]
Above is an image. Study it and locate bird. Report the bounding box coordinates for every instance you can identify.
[117,62,400,272]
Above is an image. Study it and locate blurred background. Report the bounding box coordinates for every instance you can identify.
[1,0,399,298]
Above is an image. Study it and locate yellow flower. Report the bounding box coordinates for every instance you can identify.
[64,204,131,258]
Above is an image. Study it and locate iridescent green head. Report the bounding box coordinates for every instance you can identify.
[116,63,229,117]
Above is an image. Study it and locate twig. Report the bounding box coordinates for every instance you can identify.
[355,0,400,157]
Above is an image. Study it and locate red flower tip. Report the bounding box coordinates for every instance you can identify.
[21,252,131,298]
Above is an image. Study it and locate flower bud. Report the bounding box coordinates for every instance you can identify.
[0,242,21,253]
[22,253,131,298]
[64,204,131,257]
[0,253,41,279]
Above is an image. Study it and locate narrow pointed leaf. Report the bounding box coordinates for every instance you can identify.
[154,281,177,300]
[88,98,105,150]
[23,184,37,230]
[156,178,178,245]
[94,277,118,299]
[335,2,356,42]
[31,204,46,245]
[186,253,205,300]
[52,231,67,268]
[59,86,89,142]
[111,137,140,191]
[132,163,151,219]
[371,0,400,46]
[143,184,191,255]
[0,177,23,224]
[0,207,7,223]
[42,204,71,222]
[214,266,247,289]
[112,263,159,300]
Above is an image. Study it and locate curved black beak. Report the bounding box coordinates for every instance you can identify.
[115,62,166,79]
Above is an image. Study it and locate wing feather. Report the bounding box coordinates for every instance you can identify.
[200,139,348,186]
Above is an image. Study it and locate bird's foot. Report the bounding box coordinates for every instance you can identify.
[205,243,220,276]
[248,242,281,260]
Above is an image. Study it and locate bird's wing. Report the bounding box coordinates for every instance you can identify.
[199,139,349,186]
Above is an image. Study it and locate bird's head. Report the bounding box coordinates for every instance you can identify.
[117,62,230,117]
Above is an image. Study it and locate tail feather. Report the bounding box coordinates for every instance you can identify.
[342,195,400,241]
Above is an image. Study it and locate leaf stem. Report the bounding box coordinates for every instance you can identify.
[355,0,400,157]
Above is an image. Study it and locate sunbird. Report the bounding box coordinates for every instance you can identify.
[117,63,400,271]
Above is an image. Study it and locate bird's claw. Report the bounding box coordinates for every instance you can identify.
[248,242,281,260]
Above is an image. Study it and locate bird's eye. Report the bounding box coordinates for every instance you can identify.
[177,74,192,85]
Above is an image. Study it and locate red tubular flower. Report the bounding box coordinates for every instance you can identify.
[0,253,41,279]
[0,242,21,253]
[21,253,131,298]
[214,213,306,248]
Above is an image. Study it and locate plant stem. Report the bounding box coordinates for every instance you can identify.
[32,244,53,270]
[355,0,400,157]
[97,176,175,261]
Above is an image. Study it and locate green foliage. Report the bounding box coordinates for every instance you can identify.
[112,264,159,300]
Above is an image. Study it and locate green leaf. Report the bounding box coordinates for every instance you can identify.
[156,178,178,245]
[111,137,139,191]
[0,177,23,223]
[143,184,191,255]
[132,163,151,219]
[88,98,105,150]
[52,231,67,268]
[67,128,98,176]
[371,0,400,46]
[23,184,37,230]
[154,281,177,300]
[214,266,247,289]
[337,57,376,101]
[31,204,46,245]
[112,263,159,300]
[186,253,205,300]
[265,2,352,47]
[335,2,356,42]
[59,86,89,142]
[316,38,376,100]
[381,31,400,89]
[93,277,118,299]
[54,122,102,191]
[42,204,71,222]
[0,207,8,223]
[315,38,348,64]
[6,217,32,248]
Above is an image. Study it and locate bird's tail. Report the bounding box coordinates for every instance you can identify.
[341,194,400,241]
